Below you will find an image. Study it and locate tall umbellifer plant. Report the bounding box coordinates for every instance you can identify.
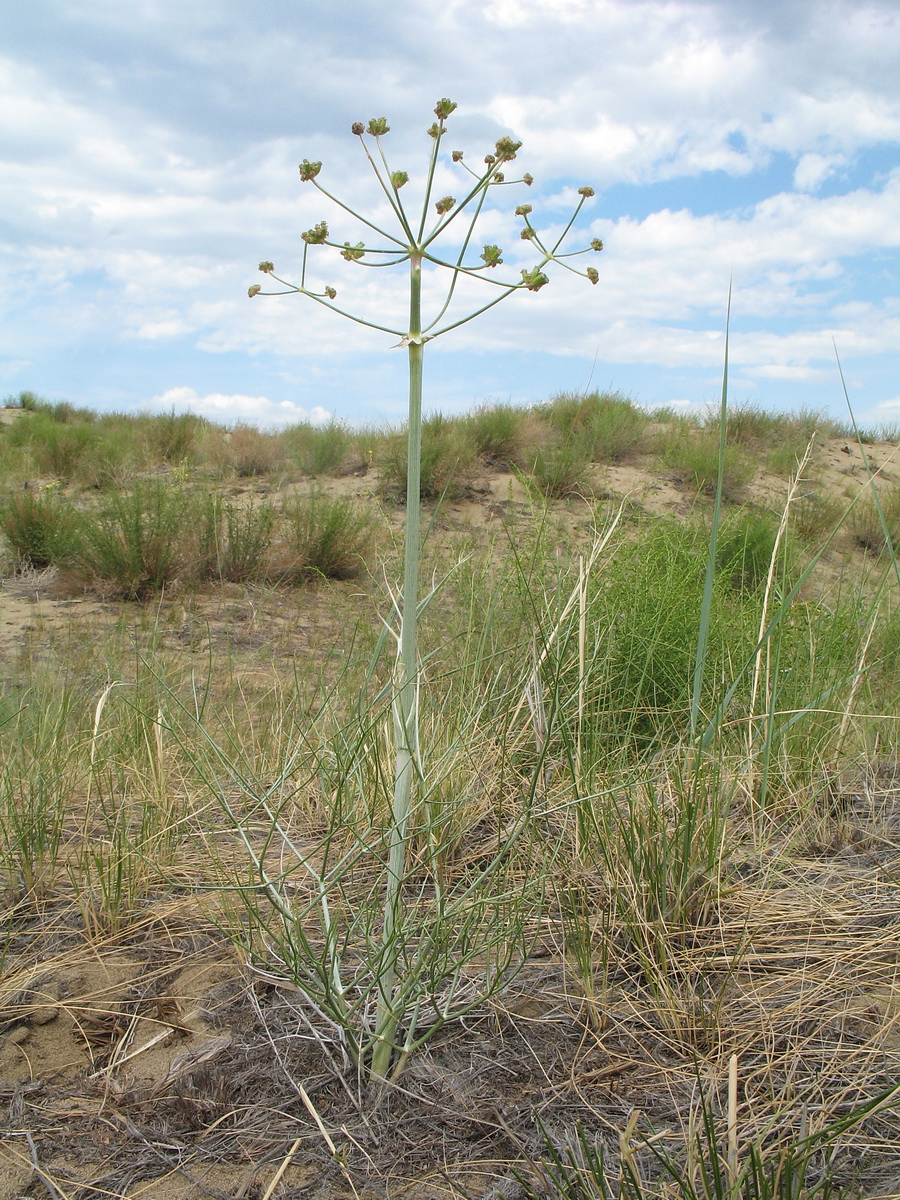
[248,100,601,1080]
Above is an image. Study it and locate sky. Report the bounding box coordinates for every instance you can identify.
[2,0,899,430]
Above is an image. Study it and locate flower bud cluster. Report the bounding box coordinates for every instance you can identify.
[494,137,522,163]
[302,221,329,245]
[298,159,322,182]
[521,268,549,291]
[341,242,366,262]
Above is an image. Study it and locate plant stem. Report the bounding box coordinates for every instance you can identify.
[372,253,424,1079]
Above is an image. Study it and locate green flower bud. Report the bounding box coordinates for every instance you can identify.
[391,170,409,190]
[520,227,535,240]
[577,186,595,197]
[324,286,337,300]
[591,238,604,252]
[341,242,366,262]
[367,117,390,136]
[494,136,522,162]
[435,196,456,215]
[426,122,444,139]
[515,204,532,216]
[451,149,464,163]
[298,160,322,182]
[248,284,261,297]
[523,173,533,186]
[351,122,365,136]
[434,98,457,120]
[586,267,599,285]
[484,154,496,165]
[258,261,274,274]
[493,171,505,183]
[521,267,549,291]
[481,244,503,267]
[301,221,329,245]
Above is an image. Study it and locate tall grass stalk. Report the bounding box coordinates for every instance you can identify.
[247,101,600,1081]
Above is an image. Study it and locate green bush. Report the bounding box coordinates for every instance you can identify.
[140,410,203,465]
[789,487,845,542]
[0,487,78,568]
[528,438,590,498]
[197,496,275,582]
[75,479,192,599]
[466,402,527,468]
[282,421,349,476]
[848,483,900,554]
[279,491,375,580]
[31,417,98,480]
[543,390,647,462]
[378,414,475,502]
[661,432,753,499]
[715,508,786,593]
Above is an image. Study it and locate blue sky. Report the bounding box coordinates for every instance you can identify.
[2,0,899,429]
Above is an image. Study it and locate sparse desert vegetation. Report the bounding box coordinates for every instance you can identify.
[0,390,899,1199]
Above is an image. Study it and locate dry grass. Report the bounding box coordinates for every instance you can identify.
[0,401,898,1198]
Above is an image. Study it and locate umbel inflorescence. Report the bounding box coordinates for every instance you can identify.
[248,98,602,337]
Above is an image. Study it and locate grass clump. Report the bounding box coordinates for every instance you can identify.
[74,478,193,599]
[279,491,376,580]
[466,402,528,469]
[789,485,845,542]
[528,438,591,498]
[216,424,288,477]
[0,486,78,569]
[714,507,787,593]
[848,483,900,554]
[197,496,276,582]
[282,420,350,476]
[378,414,475,503]
[543,390,648,463]
[661,431,753,499]
[138,409,204,465]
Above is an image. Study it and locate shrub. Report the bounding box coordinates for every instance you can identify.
[848,483,900,554]
[282,420,349,476]
[75,479,192,599]
[197,495,275,582]
[0,487,78,568]
[528,438,590,498]
[715,507,785,594]
[279,491,375,580]
[661,432,753,499]
[140,410,203,465]
[466,403,527,468]
[31,418,98,480]
[225,424,287,477]
[789,487,845,542]
[378,414,475,502]
[543,390,647,463]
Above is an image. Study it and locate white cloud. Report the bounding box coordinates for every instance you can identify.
[1,0,898,420]
[143,386,331,428]
[793,153,846,192]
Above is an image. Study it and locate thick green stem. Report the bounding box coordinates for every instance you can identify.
[372,254,424,1079]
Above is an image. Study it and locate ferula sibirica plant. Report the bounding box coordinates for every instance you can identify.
[249,99,601,1080]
